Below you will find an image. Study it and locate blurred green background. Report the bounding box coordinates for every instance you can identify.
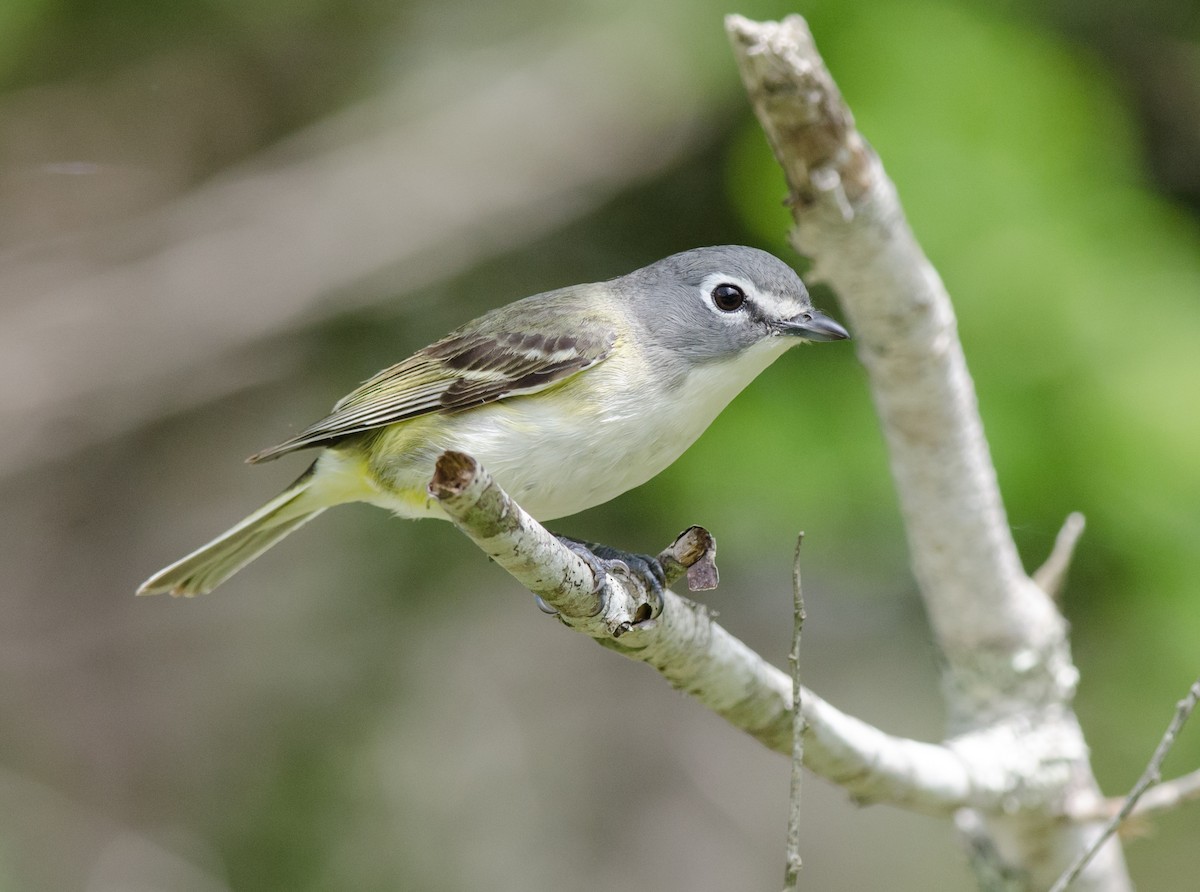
[2,0,1198,889]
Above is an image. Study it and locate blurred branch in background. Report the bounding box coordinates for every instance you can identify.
[0,18,710,480]
[0,766,227,892]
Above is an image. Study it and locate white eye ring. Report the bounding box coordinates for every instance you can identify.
[699,273,758,323]
[711,283,746,312]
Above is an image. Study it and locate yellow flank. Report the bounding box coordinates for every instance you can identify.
[357,331,640,520]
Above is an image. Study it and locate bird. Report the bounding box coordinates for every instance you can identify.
[137,245,849,597]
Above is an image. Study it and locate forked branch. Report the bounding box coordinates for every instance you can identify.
[726,13,1130,891]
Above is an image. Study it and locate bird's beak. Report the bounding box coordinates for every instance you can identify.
[777,309,850,342]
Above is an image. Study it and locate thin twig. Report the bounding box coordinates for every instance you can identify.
[1049,677,1200,892]
[784,532,807,891]
[1033,513,1086,600]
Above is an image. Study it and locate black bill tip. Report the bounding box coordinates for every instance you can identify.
[779,309,850,342]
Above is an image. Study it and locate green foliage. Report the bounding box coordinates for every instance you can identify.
[0,0,51,83]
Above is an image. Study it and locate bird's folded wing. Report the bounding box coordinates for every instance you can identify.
[247,327,616,463]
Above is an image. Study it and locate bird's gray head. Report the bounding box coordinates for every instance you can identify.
[615,246,848,363]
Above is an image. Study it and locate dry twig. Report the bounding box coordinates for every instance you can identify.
[1050,678,1200,892]
[784,532,807,891]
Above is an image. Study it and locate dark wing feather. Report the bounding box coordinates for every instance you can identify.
[247,325,615,463]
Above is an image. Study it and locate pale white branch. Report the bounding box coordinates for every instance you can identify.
[428,449,626,625]
[726,11,1067,697]
[425,449,1049,817]
[726,14,1130,890]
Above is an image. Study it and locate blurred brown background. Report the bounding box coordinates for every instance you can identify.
[3,0,1199,889]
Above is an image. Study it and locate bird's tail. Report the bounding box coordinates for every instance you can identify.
[137,472,325,597]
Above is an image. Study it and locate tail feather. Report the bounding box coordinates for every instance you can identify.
[137,479,324,597]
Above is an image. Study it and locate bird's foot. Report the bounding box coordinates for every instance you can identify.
[537,536,667,622]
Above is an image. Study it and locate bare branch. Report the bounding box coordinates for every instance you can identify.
[1051,678,1200,892]
[426,450,1038,815]
[726,12,1067,690]
[429,450,603,620]
[1034,513,1087,600]
[726,14,1130,890]
[954,810,1027,892]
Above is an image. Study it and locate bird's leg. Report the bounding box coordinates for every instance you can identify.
[538,535,667,620]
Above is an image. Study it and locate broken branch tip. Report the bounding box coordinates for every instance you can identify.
[429,450,477,498]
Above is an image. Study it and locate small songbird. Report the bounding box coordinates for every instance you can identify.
[138,245,848,596]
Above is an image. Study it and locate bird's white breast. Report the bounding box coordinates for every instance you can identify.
[359,335,796,521]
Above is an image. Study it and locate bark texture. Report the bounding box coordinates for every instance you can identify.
[727,14,1129,890]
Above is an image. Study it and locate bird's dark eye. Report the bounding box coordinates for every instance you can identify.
[711,283,746,312]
